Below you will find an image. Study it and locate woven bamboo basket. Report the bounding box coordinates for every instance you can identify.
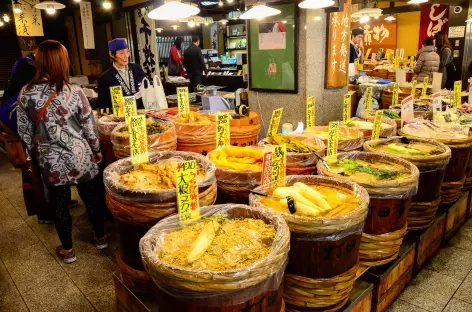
[139,204,290,312]
[317,152,419,266]
[343,117,397,141]
[364,137,451,230]
[97,115,127,165]
[381,87,420,109]
[250,175,369,311]
[304,126,364,152]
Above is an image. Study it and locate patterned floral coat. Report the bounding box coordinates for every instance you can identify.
[17,83,101,186]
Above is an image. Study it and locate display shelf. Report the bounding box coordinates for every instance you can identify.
[113,271,156,312]
[442,192,469,241]
[227,35,246,39]
[339,281,374,312]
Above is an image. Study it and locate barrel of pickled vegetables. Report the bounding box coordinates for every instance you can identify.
[97,114,125,164]
[381,86,420,110]
[304,126,364,152]
[364,137,451,230]
[343,117,397,141]
[317,152,419,266]
[139,204,290,312]
[250,176,369,311]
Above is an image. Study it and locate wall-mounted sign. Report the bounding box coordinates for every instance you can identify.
[449,26,466,38]
[351,18,397,53]
[418,4,449,49]
[12,0,44,37]
[80,2,95,49]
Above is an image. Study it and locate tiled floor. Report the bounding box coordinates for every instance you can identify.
[1,151,472,312]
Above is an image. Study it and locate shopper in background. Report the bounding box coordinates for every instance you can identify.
[168,37,185,77]
[413,37,440,81]
[17,40,107,264]
[183,35,208,92]
[349,28,364,64]
[434,31,454,89]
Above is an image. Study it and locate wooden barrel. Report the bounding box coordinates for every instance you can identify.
[381,87,420,109]
[98,115,124,165]
[229,111,261,147]
[343,117,397,141]
[317,152,419,266]
[304,126,364,152]
[364,137,451,230]
[463,153,472,191]
[250,175,369,311]
[139,205,290,312]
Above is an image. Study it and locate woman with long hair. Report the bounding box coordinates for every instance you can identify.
[434,31,454,89]
[168,37,185,77]
[17,40,107,264]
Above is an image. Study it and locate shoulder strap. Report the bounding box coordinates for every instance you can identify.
[36,91,57,127]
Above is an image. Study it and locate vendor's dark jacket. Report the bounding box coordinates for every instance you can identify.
[97,62,146,109]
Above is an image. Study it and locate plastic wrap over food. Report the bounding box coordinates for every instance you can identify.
[97,115,127,141]
[172,111,216,144]
[344,117,397,140]
[399,119,472,144]
[317,151,419,198]
[110,119,177,159]
[250,175,369,239]
[433,108,472,128]
[139,204,290,305]
[304,126,364,152]
[104,151,216,203]
[356,96,380,117]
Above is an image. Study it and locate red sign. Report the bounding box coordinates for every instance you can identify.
[418,4,449,49]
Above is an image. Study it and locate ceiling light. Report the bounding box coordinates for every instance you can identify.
[351,0,382,19]
[219,19,228,25]
[360,15,370,23]
[171,25,179,29]
[408,0,428,4]
[46,8,56,14]
[74,0,81,2]
[148,1,200,21]
[299,0,334,9]
[102,0,112,9]
[227,0,234,3]
[3,14,10,22]
[240,2,281,20]
[466,17,472,23]
[218,1,223,6]
[188,20,195,27]
[385,15,396,21]
[0,21,4,27]
[314,16,321,21]
[13,4,22,14]
[156,27,163,32]
[35,1,65,13]
[201,1,218,5]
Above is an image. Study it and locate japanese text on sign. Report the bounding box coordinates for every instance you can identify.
[80,2,95,49]
[394,57,400,69]
[261,151,273,187]
[411,80,418,98]
[177,87,190,114]
[176,160,200,224]
[372,110,384,141]
[401,95,414,129]
[343,94,352,122]
[216,113,231,148]
[123,96,137,118]
[327,121,340,156]
[267,108,283,138]
[365,87,373,113]
[129,115,149,165]
[422,77,429,99]
[392,82,399,106]
[454,81,462,107]
[432,92,442,121]
[271,145,286,186]
[12,0,44,37]
[306,96,315,128]
[110,86,124,116]
[136,7,157,78]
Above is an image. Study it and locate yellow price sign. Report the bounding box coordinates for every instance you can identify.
[110,86,124,116]
[123,96,137,118]
[411,80,418,98]
[372,110,384,141]
[261,151,273,187]
[354,58,363,71]
[392,82,399,106]
[129,115,149,165]
[327,121,340,156]
[422,77,429,99]
[365,48,371,61]
[176,160,200,224]
[216,112,231,148]
[306,96,315,128]
[393,57,400,69]
[409,56,415,68]
[343,94,352,122]
[267,108,283,137]
[177,87,190,114]
[365,87,373,113]
[454,81,462,107]
[271,145,287,185]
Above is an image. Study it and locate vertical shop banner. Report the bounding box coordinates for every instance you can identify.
[211,23,219,50]
[80,2,95,49]
[12,0,43,37]
[135,7,158,79]
[351,18,397,53]
[418,4,449,49]
[326,0,351,89]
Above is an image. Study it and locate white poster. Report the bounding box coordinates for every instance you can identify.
[135,7,158,79]
[448,26,466,38]
[80,2,95,49]
[258,22,286,50]
[12,0,43,37]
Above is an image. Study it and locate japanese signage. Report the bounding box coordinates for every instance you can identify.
[392,82,399,106]
[110,86,124,116]
[401,95,414,129]
[80,2,95,49]
[129,115,149,165]
[271,145,286,185]
[176,160,200,224]
[411,80,418,98]
[418,4,449,49]
[261,151,273,187]
[123,96,137,125]
[177,87,190,114]
[432,92,442,120]
[365,48,371,61]
[12,0,43,37]
[135,7,158,78]
[216,113,231,148]
[343,94,352,122]
[449,26,466,39]
[267,108,283,138]
[422,77,429,99]
[454,81,462,107]
[351,19,397,53]
[393,56,400,70]
[365,87,373,113]
[372,110,384,141]
[327,121,340,156]
[325,0,351,89]
[306,96,315,128]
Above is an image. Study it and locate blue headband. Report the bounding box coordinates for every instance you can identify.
[108,38,128,53]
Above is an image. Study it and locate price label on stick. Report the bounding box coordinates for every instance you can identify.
[260,151,273,187]
[365,48,371,61]
[392,82,400,106]
[410,56,415,68]
[110,86,124,116]
[394,57,400,70]
[422,78,429,99]
[176,160,200,224]
[372,110,384,141]
[216,112,231,148]
[271,145,286,186]
[401,95,414,129]
[129,115,149,165]
[454,81,462,107]
[306,96,315,128]
[123,96,137,126]
[365,87,373,113]
[432,92,442,121]
[343,94,352,122]
[411,80,417,98]
[177,87,190,114]
[327,121,340,156]
[267,108,283,137]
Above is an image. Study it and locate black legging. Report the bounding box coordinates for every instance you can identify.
[49,175,105,250]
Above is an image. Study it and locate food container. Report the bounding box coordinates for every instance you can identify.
[344,117,397,141]
[317,152,419,266]
[250,176,369,311]
[104,151,217,293]
[228,111,261,147]
[364,137,451,230]
[97,114,126,164]
[139,204,290,312]
[304,126,364,152]
[380,86,420,110]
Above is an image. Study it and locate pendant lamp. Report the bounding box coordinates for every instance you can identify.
[34,0,66,15]
[298,0,334,9]
[148,0,200,21]
[240,2,281,20]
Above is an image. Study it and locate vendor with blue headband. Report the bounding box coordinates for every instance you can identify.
[97,38,146,110]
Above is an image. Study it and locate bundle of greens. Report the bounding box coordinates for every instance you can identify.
[336,159,403,180]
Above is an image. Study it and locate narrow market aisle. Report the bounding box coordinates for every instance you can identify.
[0,153,117,312]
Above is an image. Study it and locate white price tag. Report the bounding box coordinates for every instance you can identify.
[432,92,442,121]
